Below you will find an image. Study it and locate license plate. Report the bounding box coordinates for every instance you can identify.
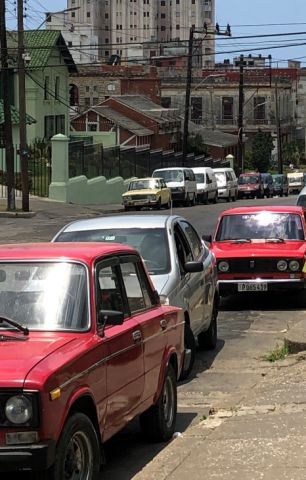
[238,282,268,292]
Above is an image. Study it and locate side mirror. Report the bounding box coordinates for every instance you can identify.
[184,261,204,273]
[98,310,124,327]
[202,234,212,244]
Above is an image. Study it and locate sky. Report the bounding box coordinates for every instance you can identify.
[9,0,306,66]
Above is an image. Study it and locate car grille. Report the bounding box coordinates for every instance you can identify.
[130,195,149,200]
[222,257,303,273]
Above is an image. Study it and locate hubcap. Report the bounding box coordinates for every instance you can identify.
[163,375,175,429]
[64,431,93,479]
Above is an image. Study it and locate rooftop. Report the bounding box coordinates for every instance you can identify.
[92,106,154,136]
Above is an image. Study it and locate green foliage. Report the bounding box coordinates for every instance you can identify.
[263,342,289,362]
[187,133,208,156]
[282,141,302,166]
[251,130,274,172]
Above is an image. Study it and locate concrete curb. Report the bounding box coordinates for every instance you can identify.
[285,317,306,354]
[0,211,37,218]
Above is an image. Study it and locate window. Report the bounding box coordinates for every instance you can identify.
[55,76,60,100]
[55,115,65,134]
[161,97,171,108]
[191,97,202,121]
[44,76,50,100]
[179,221,202,259]
[254,96,266,121]
[44,115,55,139]
[121,261,147,313]
[222,96,233,120]
[97,263,125,313]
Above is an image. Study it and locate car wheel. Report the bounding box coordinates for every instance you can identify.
[124,206,131,212]
[179,323,196,380]
[38,413,100,480]
[155,198,161,210]
[198,304,218,350]
[203,192,208,204]
[140,364,177,442]
[165,198,171,209]
[213,193,217,204]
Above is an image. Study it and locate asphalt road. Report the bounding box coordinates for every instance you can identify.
[9,194,304,480]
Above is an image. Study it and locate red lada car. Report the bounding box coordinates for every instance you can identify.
[204,206,306,296]
[0,243,185,479]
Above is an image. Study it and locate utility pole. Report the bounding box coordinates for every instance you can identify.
[0,0,16,210]
[18,0,29,211]
[237,54,244,173]
[275,78,283,174]
[182,23,231,162]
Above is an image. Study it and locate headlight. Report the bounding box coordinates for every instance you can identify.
[218,261,229,272]
[148,195,156,201]
[5,395,33,425]
[178,187,185,192]
[277,260,288,272]
[289,260,300,272]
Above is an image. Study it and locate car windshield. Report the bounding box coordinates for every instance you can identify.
[56,228,171,275]
[289,176,303,184]
[273,176,282,184]
[239,175,259,185]
[0,262,88,331]
[128,179,159,190]
[215,172,226,186]
[195,173,205,183]
[153,170,183,182]
[216,212,305,241]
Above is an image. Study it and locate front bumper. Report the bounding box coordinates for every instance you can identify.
[219,278,306,295]
[171,191,186,201]
[0,440,56,472]
[238,189,259,197]
[123,199,159,207]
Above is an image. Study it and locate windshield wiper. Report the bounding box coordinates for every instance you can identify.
[232,238,252,244]
[0,316,29,336]
[0,334,28,342]
[265,238,285,243]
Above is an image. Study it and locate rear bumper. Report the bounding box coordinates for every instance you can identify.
[219,278,306,295]
[0,440,56,472]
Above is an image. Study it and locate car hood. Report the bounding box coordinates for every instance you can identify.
[0,334,76,388]
[150,274,170,295]
[122,189,160,196]
[212,241,306,258]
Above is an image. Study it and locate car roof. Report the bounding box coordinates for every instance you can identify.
[0,242,136,262]
[129,177,161,182]
[58,215,181,234]
[213,168,233,172]
[153,167,190,171]
[220,206,305,216]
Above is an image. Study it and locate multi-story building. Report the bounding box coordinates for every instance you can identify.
[48,0,215,66]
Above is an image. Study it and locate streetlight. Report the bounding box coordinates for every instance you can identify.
[37,7,80,31]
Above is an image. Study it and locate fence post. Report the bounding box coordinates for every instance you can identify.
[49,134,69,202]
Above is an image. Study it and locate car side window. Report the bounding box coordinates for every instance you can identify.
[179,220,202,259]
[96,261,125,314]
[120,259,151,313]
[174,224,193,274]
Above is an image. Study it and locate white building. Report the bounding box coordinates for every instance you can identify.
[48,0,215,66]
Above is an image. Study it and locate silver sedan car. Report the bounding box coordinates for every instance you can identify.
[53,215,219,379]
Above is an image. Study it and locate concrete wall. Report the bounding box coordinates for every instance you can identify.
[49,134,134,205]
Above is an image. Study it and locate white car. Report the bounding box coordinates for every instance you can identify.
[53,215,219,379]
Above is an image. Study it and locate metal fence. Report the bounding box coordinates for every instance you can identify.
[68,141,230,181]
[0,145,51,199]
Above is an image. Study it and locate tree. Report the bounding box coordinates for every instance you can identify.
[187,133,208,156]
[251,130,274,172]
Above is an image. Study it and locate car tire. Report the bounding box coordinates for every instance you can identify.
[191,194,196,206]
[198,304,218,350]
[203,192,208,204]
[213,193,217,204]
[155,199,161,210]
[165,198,171,209]
[140,364,177,442]
[179,323,196,380]
[124,206,131,212]
[36,413,101,480]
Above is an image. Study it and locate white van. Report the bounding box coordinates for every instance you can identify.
[296,186,306,207]
[152,167,197,206]
[288,171,304,194]
[192,167,218,204]
[213,167,238,202]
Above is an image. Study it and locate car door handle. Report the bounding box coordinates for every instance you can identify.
[132,330,142,343]
[160,319,167,330]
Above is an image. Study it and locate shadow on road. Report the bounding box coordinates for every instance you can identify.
[220,291,306,312]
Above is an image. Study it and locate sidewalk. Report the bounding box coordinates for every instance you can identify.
[135,318,306,480]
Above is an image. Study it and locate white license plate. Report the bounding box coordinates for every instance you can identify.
[238,282,268,292]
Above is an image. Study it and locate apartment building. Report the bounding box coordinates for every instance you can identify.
[49,0,215,66]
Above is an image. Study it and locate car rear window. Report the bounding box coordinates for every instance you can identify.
[56,228,171,275]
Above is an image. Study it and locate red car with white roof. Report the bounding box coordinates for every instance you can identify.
[0,243,185,478]
[204,206,306,296]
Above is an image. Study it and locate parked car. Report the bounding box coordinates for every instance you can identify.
[238,172,264,199]
[152,167,197,206]
[261,173,274,198]
[203,206,306,296]
[122,177,172,211]
[288,171,304,194]
[272,174,289,197]
[192,167,218,204]
[213,167,238,202]
[0,242,185,477]
[296,186,306,207]
[53,215,219,379]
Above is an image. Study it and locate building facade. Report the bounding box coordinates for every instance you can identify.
[51,0,215,66]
